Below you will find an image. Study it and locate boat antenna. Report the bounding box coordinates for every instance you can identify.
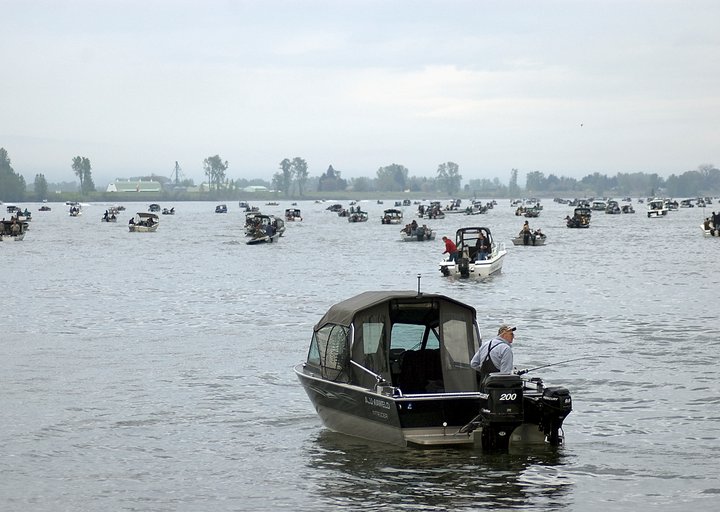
[517,355,596,375]
[417,273,422,295]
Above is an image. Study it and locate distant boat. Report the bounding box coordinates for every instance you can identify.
[439,227,507,278]
[128,212,159,232]
[0,218,28,241]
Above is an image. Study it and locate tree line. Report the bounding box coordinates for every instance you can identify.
[1,146,719,201]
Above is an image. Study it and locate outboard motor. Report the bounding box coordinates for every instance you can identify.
[458,247,471,278]
[479,374,524,450]
[539,386,572,445]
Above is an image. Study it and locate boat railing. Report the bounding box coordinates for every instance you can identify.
[395,391,483,401]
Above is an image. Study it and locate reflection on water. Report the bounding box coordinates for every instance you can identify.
[306,430,572,511]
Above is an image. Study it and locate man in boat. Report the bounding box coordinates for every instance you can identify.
[519,221,533,245]
[470,324,516,385]
[441,236,458,262]
[475,231,491,260]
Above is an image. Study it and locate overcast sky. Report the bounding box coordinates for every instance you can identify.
[2,0,719,185]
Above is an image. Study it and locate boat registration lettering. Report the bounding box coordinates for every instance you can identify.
[372,410,389,419]
[365,397,391,409]
[500,393,517,401]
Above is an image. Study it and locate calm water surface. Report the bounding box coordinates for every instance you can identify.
[2,199,719,511]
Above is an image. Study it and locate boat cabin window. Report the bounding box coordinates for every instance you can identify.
[390,323,439,351]
[307,324,350,382]
[361,322,384,355]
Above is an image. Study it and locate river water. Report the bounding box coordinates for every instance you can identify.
[2,198,719,511]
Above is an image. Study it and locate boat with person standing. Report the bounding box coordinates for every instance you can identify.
[128,212,159,232]
[294,288,572,449]
[0,218,28,241]
[439,227,507,278]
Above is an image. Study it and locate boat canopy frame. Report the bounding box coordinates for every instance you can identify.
[306,291,482,395]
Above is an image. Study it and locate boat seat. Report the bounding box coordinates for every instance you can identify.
[398,349,444,393]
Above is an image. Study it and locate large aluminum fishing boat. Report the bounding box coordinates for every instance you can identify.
[294,289,572,449]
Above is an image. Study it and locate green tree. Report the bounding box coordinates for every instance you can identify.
[271,172,283,196]
[509,168,520,197]
[525,171,546,193]
[351,176,372,192]
[83,162,95,194]
[203,155,228,191]
[72,156,85,193]
[70,156,94,194]
[318,165,347,191]
[34,173,49,200]
[291,157,309,197]
[376,163,408,192]
[436,162,462,195]
[278,158,293,197]
[0,148,26,201]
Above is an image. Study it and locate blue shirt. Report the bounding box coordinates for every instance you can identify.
[470,336,514,374]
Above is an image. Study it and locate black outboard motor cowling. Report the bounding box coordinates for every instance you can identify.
[540,386,572,445]
[480,374,524,449]
[458,256,470,278]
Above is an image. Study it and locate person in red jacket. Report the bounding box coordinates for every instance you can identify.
[441,236,458,262]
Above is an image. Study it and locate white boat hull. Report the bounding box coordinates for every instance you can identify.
[0,233,25,241]
[701,224,720,237]
[439,249,507,278]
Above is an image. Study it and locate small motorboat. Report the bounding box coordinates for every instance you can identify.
[511,230,546,246]
[285,208,302,221]
[246,224,280,244]
[348,211,369,223]
[0,218,29,241]
[566,207,591,228]
[400,222,435,241]
[294,289,572,449]
[647,199,668,218]
[148,203,161,213]
[245,213,285,237]
[701,221,720,237]
[128,212,159,232]
[215,204,228,214]
[162,207,175,215]
[439,227,507,278]
[381,208,404,224]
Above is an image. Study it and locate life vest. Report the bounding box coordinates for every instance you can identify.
[479,341,501,383]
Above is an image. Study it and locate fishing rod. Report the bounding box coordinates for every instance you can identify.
[517,355,596,375]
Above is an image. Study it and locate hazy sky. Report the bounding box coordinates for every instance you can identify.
[2,0,719,185]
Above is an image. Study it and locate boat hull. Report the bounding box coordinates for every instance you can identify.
[246,234,279,244]
[401,233,436,242]
[296,365,562,448]
[702,224,720,237]
[439,250,507,278]
[511,236,546,246]
[129,225,158,232]
[296,365,483,447]
[0,233,25,241]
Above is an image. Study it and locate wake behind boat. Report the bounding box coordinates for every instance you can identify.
[294,290,572,449]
